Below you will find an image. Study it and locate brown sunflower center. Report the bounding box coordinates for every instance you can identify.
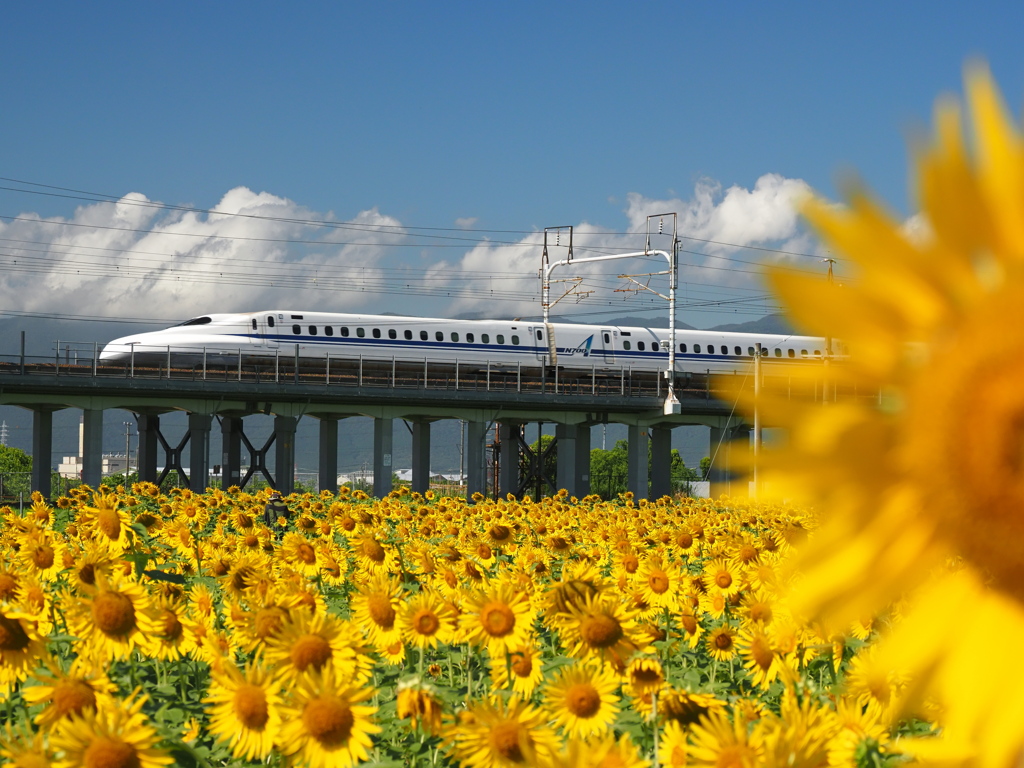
[677,532,694,549]
[622,554,639,573]
[480,602,516,637]
[489,721,526,762]
[302,696,354,747]
[749,603,773,623]
[737,544,759,563]
[254,607,288,639]
[413,610,440,636]
[291,634,332,671]
[488,524,511,542]
[631,666,662,685]
[367,594,396,629]
[580,613,623,648]
[648,571,670,594]
[234,683,270,729]
[362,539,386,563]
[510,650,532,676]
[0,573,19,600]
[477,544,493,560]
[0,614,30,651]
[31,544,55,570]
[231,566,256,592]
[92,592,136,637]
[296,543,317,565]
[52,679,97,719]
[680,614,698,635]
[714,632,734,650]
[565,683,601,718]
[83,737,140,768]
[96,508,122,540]
[237,513,253,529]
[244,534,259,548]
[751,637,774,671]
[715,571,732,589]
[160,610,183,641]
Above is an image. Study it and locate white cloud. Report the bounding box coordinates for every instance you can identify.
[0,187,403,323]
[454,217,478,229]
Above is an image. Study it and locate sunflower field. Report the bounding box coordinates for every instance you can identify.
[0,483,933,768]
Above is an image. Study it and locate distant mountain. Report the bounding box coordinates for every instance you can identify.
[708,314,796,335]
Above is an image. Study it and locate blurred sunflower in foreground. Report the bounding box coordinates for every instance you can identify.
[750,63,1024,765]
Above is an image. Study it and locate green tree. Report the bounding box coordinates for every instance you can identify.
[0,445,32,500]
[589,440,701,500]
[700,456,712,480]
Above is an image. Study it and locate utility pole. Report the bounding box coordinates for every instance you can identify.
[123,421,133,477]
[753,343,763,497]
[821,257,836,405]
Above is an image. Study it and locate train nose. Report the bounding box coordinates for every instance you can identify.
[99,338,140,362]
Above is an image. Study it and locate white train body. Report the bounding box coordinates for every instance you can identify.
[99,310,828,374]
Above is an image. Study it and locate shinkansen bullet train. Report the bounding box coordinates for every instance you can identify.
[99,311,830,373]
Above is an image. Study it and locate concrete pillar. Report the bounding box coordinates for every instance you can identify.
[30,410,53,498]
[274,416,297,495]
[373,417,393,499]
[411,421,431,494]
[709,426,750,498]
[466,421,488,501]
[555,424,578,497]
[82,409,104,488]
[576,425,591,497]
[318,417,339,495]
[188,413,212,492]
[498,423,520,498]
[220,416,243,489]
[627,424,649,500]
[650,426,673,500]
[137,415,160,484]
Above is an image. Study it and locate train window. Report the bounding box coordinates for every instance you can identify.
[788,349,795,358]
[325,326,334,337]
[451,332,460,342]
[372,328,381,339]
[694,344,701,353]
[813,349,821,356]
[357,328,366,338]
[536,330,543,340]
[800,349,808,357]
[466,333,474,343]
[604,333,611,344]
[420,330,428,340]
[309,326,317,335]
[721,345,727,355]
[623,340,632,350]
[292,325,301,334]
[680,343,687,353]
[251,319,257,330]
[497,334,505,344]
[748,346,755,356]
[734,346,741,355]
[341,327,349,337]
[774,349,782,357]
[404,330,412,340]
[388,329,397,339]
[177,316,213,326]
[482,333,490,343]
[638,341,646,351]
[512,335,520,345]
[267,316,275,328]
[436,331,443,341]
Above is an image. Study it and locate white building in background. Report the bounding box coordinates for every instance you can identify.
[57,418,131,479]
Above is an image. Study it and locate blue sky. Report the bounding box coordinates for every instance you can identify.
[1,1,1022,337]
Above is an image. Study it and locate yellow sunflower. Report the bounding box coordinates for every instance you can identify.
[22,660,118,728]
[542,662,620,739]
[262,610,369,686]
[459,580,535,658]
[349,574,402,649]
[489,640,546,698]
[557,594,645,672]
[737,627,781,690]
[64,575,156,663]
[0,605,49,692]
[741,64,1024,766]
[445,696,560,768]
[687,709,763,768]
[280,532,321,576]
[277,667,380,768]
[78,491,134,553]
[395,589,457,650]
[204,659,283,761]
[705,624,739,663]
[0,723,54,768]
[396,677,443,736]
[49,690,172,768]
